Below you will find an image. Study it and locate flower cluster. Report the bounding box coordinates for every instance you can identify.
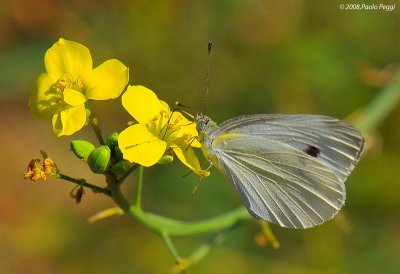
[27,38,208,178]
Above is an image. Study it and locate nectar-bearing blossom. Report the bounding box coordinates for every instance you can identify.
[29,38,129,137]
[118,85,209,177]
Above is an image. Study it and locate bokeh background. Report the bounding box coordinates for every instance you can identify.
[1,0,400,273]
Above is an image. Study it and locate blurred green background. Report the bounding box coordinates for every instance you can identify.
[1,0,400,273]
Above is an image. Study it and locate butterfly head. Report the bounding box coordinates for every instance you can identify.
[195,113,219,135]
[195,113,210,130]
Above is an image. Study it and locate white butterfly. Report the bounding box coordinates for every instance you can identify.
[195,113,365,229]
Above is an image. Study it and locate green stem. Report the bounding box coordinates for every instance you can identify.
[260,221,280,249]
[57,173,111,196]
[89,115,105,145]
[171,224,238,272]
[117,164,138,186]
[109,183,250,236]
[133,166,144,209]
[182,223,237,268]
[355,72,400,133]
[161,232,181,261]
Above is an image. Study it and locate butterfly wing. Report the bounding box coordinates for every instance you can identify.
[209,114,364,228]
[215,114,365,183]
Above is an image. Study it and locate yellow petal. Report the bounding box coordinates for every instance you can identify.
[118,124,166,167]
[29,73,60,118]
[191,138,202,148]
[159,100,170,111]
[45,38,92,79]
[122,85,169,123]
[85,59,129,100]
[63,88,86,106]
[173,146,210,177]
[52,104,87,137]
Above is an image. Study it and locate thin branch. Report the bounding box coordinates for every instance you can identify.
[89,114,105,145]
[109,182,251,236]
[56,173,111,196]
[355,71,400,133]
[133,165,144,209]
[116,163,138,186]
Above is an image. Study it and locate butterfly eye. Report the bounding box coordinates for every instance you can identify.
[199,121,205,129]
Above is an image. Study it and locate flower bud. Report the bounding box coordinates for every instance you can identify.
[87,146,111,174]
[106,132,119,149]
[71,140,95,160]
[111,161,129,178]
[157,154,174,165]
[114,145,124,161]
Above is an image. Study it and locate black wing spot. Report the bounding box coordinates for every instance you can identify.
[304,145,320,158]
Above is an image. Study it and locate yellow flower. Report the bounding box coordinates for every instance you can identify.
[29,38,129,137]
[118,85,209,177]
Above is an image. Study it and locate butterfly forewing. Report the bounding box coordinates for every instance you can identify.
[205,114,364,229]
[214,114,365,183]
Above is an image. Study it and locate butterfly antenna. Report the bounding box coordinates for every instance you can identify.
[204,41,213,115]
[175,101,194,118]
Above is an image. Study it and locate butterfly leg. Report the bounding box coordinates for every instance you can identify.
[192,161,213,196]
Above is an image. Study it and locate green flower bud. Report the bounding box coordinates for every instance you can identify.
[157,154,174,165]
[114,145,124,161]
[87,146,111,174]
[71,140,96,160]
[111,161,128,178]
[106,132,119,148]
